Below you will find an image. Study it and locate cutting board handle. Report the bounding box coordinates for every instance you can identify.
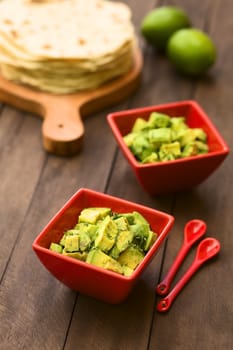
[42,97,84,156]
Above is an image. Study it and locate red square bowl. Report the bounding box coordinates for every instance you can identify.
[107,100,229,195]
[32,188,174,303]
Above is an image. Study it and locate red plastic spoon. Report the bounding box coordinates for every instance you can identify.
[156,219,207,296]
[157,237,221,313]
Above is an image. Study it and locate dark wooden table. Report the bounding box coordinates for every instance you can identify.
[1,0,232,349]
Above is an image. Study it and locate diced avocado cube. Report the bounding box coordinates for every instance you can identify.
[123,132,138,147]
[140,148,156,162]
[144,230,158,251]
[148,112,171,128]
[118,213,135,225]
[74,222,85,230]
[170,117,188,132]
[59,233,67,247]
[171,128,187,142]
[78,207,111,224]
[193,128,207,141]
[140,150,155,163]
[148,128,172,143]
[63,251,87,261]
[130,132,154,161]
[180,129,196,145]
[182,141,209,157]
[49,242,63,254]
[74,223,98,242]
[117,246,145,270]
[159,141,181,160]
[119,211,149,226]
[94,216,117,252]
[66,229,80,235]
[79,232,91,251]
[182,142,199,157]
[132,118,149,132]
[104,259,123,275]
[114,216,129,232]
[159,153,176,161]
[179,128,207,147]
[86,225,99,242]
[64,235,80,252]
[171,129,182,141]
[142,152,159,164]
[122,265,134,277]
[87,248,123,275]
[109,245,121,259]
[132,211,150,226]
[130,223,150,250]
[195,141,209,154]
[59,229,79,246]
[116,230,134,253]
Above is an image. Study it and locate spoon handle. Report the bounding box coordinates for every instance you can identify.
[157,258,202,312]
[156,242,190,296]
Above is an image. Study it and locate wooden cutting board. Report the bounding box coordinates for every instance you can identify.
[0,49,142,156]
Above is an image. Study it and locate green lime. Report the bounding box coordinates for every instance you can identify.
[167,28,217,76]
[141,6,191,51]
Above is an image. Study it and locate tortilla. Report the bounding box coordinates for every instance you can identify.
[0,0,137,93]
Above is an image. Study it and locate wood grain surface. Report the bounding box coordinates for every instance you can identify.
[0,0,232,349]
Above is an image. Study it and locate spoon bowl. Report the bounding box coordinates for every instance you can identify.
[184,219,207,245]
[196,237,220,260]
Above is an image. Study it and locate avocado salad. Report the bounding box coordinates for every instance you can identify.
[49,207,158,276]
[123,112,209,163]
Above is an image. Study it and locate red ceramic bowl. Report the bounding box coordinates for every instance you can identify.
[107,100,229,195]
[32,188,174,304]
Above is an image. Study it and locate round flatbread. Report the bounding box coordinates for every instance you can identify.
[0,0,137,93]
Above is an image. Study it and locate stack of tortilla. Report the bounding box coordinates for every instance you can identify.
[0,0,137,94]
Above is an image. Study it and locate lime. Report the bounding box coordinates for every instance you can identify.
[167,28,217,76]
[141,6,191,51]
